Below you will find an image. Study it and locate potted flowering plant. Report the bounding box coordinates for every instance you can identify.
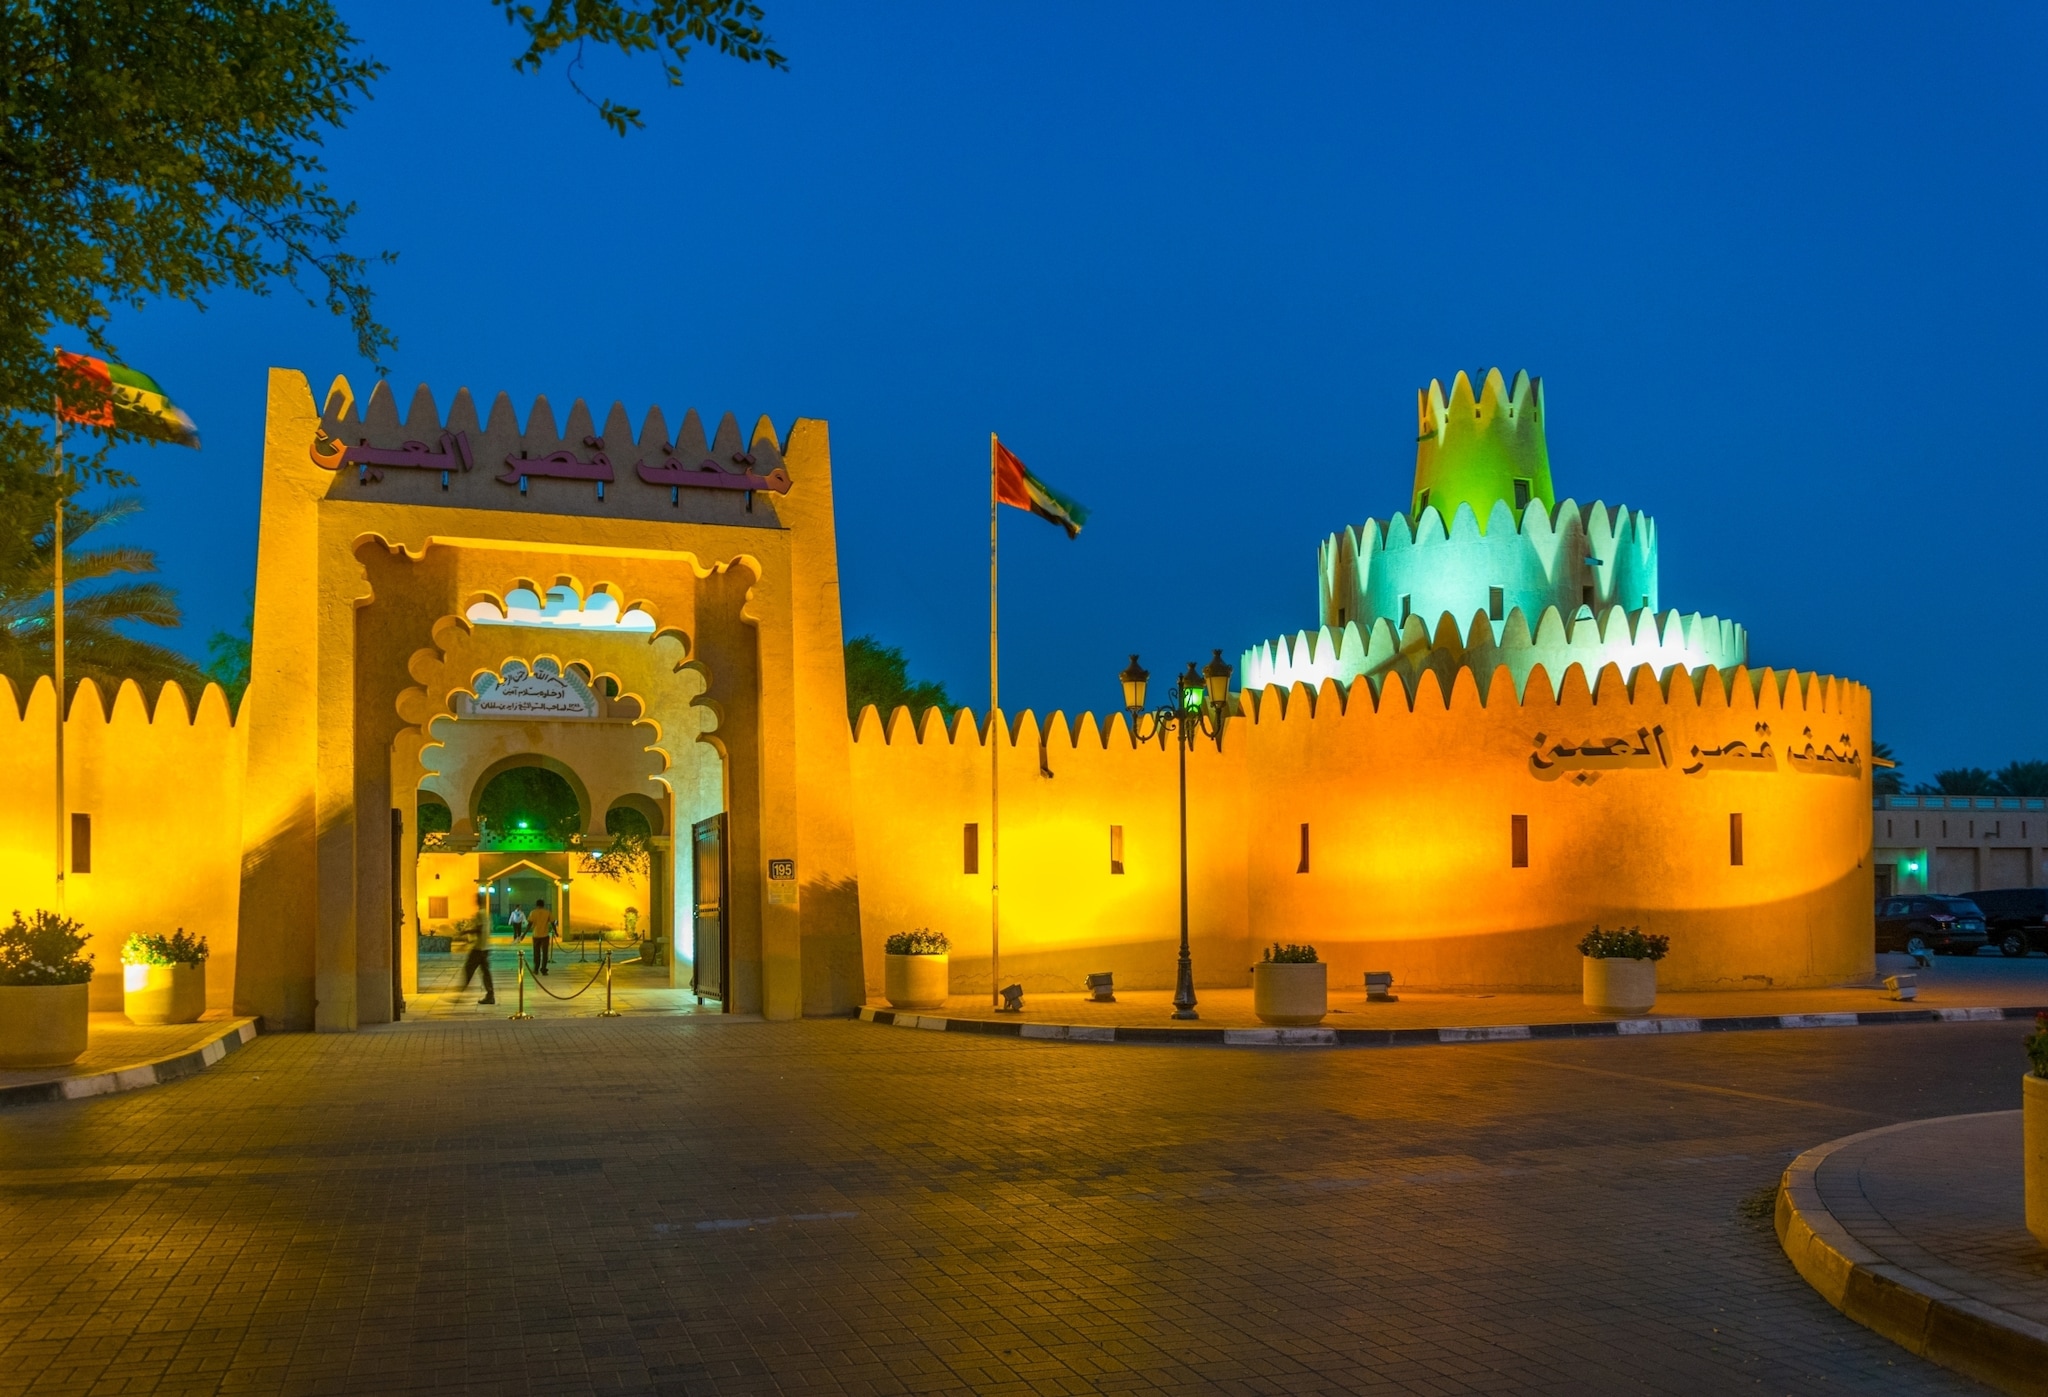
[884,929,950,1010]
[1253,943,1326,1026]
[0,909,94,1068]
[2026,1013,2047,1246]
[120,930,209,1026]
[1579,925,1668,1014]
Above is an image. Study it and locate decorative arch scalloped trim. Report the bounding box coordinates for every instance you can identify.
[465,581,656,632]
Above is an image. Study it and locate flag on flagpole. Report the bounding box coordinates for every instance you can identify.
[993,438,1086,538]
[55,351,201,448]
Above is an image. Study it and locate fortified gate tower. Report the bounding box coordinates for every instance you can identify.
[234,369,862,1031]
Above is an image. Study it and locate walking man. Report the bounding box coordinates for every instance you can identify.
[530,897,554,975]
[459,916,495,1004]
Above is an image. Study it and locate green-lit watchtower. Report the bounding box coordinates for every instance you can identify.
[1238,364,1749,697]
[1410,368,1554,524]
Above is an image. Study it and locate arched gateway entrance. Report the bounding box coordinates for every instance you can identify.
[230,370,864,1030]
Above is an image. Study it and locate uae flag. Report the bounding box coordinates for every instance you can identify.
[994,438,1087,538]
[56,350,201,448]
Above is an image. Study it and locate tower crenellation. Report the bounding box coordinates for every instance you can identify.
[1411,368,1552,525]
[1247,367,1744,694]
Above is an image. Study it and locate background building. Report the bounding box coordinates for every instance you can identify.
[1871,793,2048,897]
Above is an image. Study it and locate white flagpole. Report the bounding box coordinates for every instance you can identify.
[989,432,1001,1008]
[50,400,66,912]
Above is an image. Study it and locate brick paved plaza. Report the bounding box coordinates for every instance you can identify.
[0,1018,2026,1395]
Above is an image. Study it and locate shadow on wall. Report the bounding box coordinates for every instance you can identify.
[802,876,864,1014]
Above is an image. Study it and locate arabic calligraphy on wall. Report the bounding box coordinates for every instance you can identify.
[1532,722,1861,785]
[308,429,792,501]
[465,659,601,720]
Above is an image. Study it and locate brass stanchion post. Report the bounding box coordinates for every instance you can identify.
[599,946,621,1017]
[510,950,534,1020]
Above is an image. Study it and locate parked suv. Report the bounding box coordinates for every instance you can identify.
[1875,896,1987,956]
[1965,887,2048,957]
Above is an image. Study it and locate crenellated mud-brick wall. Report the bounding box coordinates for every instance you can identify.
[0,676,245,1012]
[846,660,1873,997]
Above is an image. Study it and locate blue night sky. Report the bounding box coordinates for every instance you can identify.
[86,1,2046,783]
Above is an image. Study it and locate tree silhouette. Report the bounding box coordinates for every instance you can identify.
[844,635,955,726]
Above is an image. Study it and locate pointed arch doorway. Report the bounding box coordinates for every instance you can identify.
[392,626,729,1017]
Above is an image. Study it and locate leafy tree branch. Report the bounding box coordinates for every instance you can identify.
[493,0,786,133]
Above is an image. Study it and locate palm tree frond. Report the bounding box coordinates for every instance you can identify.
[60,583,184,630]
[0,493,204,700]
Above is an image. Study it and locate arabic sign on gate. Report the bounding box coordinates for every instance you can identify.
[467,659,600,720]
[308,427,794,501]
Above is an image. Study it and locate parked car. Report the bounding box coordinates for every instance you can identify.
[1875,896,1987,956]
[1965,887,2048,957]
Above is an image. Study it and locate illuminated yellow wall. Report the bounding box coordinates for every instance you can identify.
[415,852,482,932]
[848,705,1250,996]
[848,662,1873,995]
[0,676,245,1013]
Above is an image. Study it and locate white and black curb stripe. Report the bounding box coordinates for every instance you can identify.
[0,1018,261,1109]
[856,1004,2040,1047]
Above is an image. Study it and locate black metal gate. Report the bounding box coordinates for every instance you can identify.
[691,813,728,1007]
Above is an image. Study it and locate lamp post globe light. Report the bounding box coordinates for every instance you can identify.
[1120,648,1233,1021]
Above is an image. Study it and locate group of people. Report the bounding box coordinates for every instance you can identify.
[457,896,554,1005]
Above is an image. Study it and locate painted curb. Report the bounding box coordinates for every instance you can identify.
[0,1018,261,1110]
[857,1003,2046,1048]
[1775,1114,2048,1397]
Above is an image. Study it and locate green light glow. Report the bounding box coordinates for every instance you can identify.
[1411,369,1554,529]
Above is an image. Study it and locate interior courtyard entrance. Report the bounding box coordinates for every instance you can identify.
[399,649,726,1017]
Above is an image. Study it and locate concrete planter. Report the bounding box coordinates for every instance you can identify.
[124,961,207,1026]
[1253,961,1328,1026]
[2027,1073,2048,1247]
[884,952,949,1010]
[1583,956,1658,1014]
[0,982,90,1068]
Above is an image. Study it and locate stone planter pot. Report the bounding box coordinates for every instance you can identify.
[885,952,949,1010]
[2027,1073,2048,1247]
[1253,961,1328,1026]
[124,961,207,1026]
[1583,956,1658,1014]
[0,982,90,1068]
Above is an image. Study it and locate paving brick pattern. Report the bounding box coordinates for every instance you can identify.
[0,1018,2026,1395]
[1814,1110,2048,1327]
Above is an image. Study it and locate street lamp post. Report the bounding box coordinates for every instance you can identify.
[1120,649,1234,1021]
